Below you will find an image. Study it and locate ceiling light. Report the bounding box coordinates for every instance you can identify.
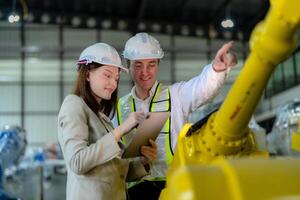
[152,23,161,32]
[166,24,173,34]
[101,20,112,29]
[41,14,50,24]
[209,25,217,39]
[138,22,146,31]
[117,20,127,30]
[72,16,81,27]
[8,15,15,23]
[195,28,204,37]
[8,13,20,23]
[221,19,234,28]
[237,31,244,40]
[86,17,96,28]
[26,13,34,22]
[181,26,190,36]
[8,0,20,23]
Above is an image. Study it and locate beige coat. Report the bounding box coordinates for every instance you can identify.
[58,95,148,200]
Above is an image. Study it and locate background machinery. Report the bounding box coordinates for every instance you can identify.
[0,125,27,200]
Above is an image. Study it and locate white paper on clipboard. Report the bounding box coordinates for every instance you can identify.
[122,111,170,158]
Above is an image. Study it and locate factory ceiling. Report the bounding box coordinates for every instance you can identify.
[0,0,270,40]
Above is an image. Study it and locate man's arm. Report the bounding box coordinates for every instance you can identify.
[170,42,237,117]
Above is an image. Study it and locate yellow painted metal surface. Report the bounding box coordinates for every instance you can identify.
[160,157,300,200]
[291,117,300,152]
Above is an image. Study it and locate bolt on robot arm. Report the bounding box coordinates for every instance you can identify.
[160,0,300,199]
[0,126,27,200]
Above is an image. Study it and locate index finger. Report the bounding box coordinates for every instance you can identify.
[216,41,234,57]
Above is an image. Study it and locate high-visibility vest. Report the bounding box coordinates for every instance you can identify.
[116,83,173,179]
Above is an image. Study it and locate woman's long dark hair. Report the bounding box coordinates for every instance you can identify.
[73,63,118,117]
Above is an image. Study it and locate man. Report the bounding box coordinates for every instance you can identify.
[113,32,237,200]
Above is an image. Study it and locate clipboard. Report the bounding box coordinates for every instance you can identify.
[122,111,171,158]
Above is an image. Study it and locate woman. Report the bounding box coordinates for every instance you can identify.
[58,43,157,200]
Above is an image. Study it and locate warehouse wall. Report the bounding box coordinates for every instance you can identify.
[2,21,295,145]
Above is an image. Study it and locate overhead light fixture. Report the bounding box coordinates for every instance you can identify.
[86,17,96,28]
[101,20,112,29]
[41,13,50,24]
[72,16,81,27]
[221,4,235,29]
[237,31,244,40]
[26,13,34,22]
[117,20,127,30]
[152,23,161,32]
[209,25,217,39]
[8,14,20,23]
[195,28,204,37]
[138,22,146,31]
[166,24,173,34]
[181,26,190,36]
[221,18,234,28]
[8,0,20,23]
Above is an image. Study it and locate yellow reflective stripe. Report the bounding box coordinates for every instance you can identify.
[121,136,127,144]
[150,83,161,112]
[165,117,173,165]
[165,89,173,164]
[151,84,173,164]
[116,99,127,144]
[117,99,122,125]
[118,98,128,144]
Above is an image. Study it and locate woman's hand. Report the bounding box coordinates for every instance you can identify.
[140,139,158,164]
[113,111,146,141]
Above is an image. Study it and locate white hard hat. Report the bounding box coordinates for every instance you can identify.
[77,43,128,72]
[123,32,164,60]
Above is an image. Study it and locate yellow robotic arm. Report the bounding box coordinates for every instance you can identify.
[160,0,300,199]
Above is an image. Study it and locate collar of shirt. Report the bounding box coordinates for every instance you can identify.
[130,80,159,111]
[131,80,159,102]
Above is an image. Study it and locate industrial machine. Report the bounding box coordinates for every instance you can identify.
[0,125,27,200]
[160,0,300,199]
[267,99,300,155]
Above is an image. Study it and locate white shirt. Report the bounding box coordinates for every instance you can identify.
[113,63,227,152]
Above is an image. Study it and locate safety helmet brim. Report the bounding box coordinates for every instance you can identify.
[76,43,128,73]
[77,59,128,73]
[122,53,164,61]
